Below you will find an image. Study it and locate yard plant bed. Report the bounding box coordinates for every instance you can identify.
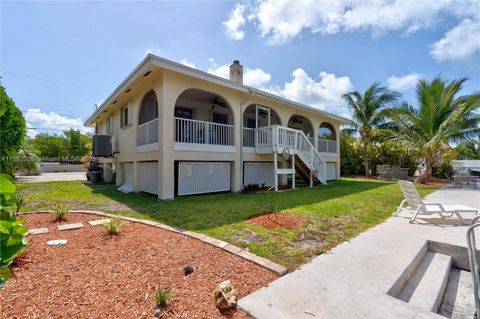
[16,178,441,270]
[246,213,307,229]
[0,213,277,318]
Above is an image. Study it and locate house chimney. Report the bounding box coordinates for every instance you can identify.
[229,60,243,84]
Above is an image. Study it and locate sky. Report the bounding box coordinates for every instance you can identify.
[2,0,479,137]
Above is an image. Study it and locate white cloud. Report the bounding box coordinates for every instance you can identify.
[180,59,196,68]
[244,68,272,87]
[229,0,480,66]
[269,68,354,117]
[430,17,480,64]
[207,59,272,87]
[223,3,246,40]
[387,72,422,91]
[24,108,92,135]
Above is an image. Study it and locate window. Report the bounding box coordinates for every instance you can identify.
[106,115,113,134]
[174,107,194,119]
[138,90,158,125]
[212,112,228,124]
[120,104,132,128]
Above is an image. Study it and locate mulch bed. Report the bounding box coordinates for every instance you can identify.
[0,213,277,318]
[246,213,307,229]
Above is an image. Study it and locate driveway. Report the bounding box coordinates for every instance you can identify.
[15,172,87,183]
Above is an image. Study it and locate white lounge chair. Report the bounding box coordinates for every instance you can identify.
[394,180,479,224]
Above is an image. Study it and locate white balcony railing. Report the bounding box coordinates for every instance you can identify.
[174,117,234,146]
[318,138,337,153]
[137,118,158,146]
[243,128,255,147]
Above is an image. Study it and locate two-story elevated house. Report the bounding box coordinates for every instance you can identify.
[84,55,349,200]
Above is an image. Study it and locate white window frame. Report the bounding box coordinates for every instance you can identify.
[106,115,113,135]
[120,103,132,128]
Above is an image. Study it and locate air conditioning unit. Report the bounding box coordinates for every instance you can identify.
[92,135,112,157]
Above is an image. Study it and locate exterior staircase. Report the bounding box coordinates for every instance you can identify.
[254,125,326,190]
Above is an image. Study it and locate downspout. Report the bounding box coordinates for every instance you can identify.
[239,89,255,191]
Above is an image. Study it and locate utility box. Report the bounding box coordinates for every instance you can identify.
[92,135,112,157]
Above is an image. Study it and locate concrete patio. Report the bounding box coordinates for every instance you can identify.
[239,186,479,319]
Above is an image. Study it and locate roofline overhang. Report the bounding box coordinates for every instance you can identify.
[84,54,351,127]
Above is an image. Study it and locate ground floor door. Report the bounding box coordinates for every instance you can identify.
[138,161,158,195]
[326,162,337,180]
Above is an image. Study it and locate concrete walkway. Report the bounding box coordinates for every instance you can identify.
[15,172,86,183]
[238,186,480,319]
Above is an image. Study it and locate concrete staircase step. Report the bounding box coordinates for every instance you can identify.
[438,268,476,319]
[398,251,452,313]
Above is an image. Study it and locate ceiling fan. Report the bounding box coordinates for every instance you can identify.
[290,116,303,125]
[211,97,227,109]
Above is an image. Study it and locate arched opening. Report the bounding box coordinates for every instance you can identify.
[174,89,234,146]
[242,104,281,147]
[287,115,314,143]
[318,122,337,153]
[138,90,158,125]
[137,90,158,145]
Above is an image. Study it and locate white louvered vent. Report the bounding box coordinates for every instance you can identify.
[243,162,274,187]
[139,161,158,195]
[178,162,231,196]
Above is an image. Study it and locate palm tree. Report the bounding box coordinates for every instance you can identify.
[342,83,400,176]
[383,77,480,181]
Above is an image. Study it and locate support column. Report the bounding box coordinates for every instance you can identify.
[273,151,278,191]
[115,162,123,187]
[291,153,296,189]
[133,161,140,192]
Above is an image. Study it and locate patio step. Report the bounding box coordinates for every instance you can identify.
[397,251,452,313]
[438,268,477,319]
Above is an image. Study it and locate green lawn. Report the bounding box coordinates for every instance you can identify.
[17,178,440,270]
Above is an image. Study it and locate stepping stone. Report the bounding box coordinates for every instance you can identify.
[47,239,67,246]
[57,223,84,231]
[88,219,110,226]
[28,227,49,235]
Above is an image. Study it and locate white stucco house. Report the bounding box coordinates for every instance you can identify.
[84,55,350,200]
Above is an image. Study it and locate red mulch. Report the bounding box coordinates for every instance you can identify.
[246,213,307,229]
[0,213,277,318]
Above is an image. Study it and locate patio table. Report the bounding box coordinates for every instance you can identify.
[453,175,477,189]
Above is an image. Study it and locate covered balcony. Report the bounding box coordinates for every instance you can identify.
[242,104,281,148]
[318,123,337,153]
[173,89,235,152]
[137,90,159,147]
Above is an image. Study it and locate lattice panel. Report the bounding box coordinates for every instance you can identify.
[178,162,231,196]
[243,162,274,187]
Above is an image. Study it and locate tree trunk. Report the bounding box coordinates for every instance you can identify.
[363,140,370,177]
[421,154,433,183]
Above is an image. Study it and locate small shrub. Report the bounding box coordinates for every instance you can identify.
[103,218,123,236]
[52,204,71,222]
[155,286,172,308]
[14,193,28,214]
[243,183,266,193]
[0,174,29,288]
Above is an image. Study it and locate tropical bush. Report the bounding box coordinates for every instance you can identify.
[52,204,71,222]
[155,286,172,308]
[14,193,29,215]
[340,134,418,176]
[103,218,123,236]
[0,174,29,288]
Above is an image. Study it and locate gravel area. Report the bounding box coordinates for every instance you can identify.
[0,213,277,318]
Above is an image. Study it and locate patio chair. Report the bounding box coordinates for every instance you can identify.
[394,180,479,224]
